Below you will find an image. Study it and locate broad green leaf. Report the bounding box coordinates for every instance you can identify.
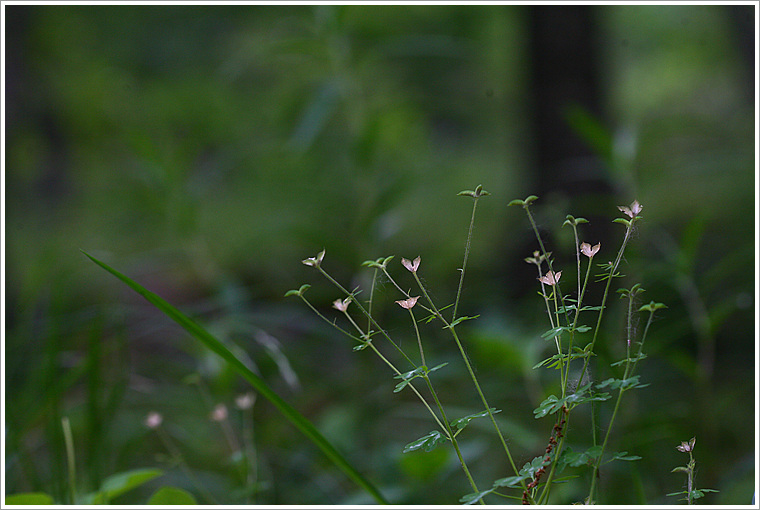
[81,468,163,504]
[82,251,388,505]
[4,493,55,505]
[450,408,501,432]
[403,430,447,453]
[147,486,198,505]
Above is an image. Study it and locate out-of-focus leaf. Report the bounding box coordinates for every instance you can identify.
[82,251,389,505]
[147,486,198,505]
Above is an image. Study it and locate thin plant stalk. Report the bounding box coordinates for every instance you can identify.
[452,193,481,321]
[61,417,77,505]
[299,294,447,433]
[576,220,635,390]
[587,305,655,502]
[317,266,416,367]
[411,271,531,499]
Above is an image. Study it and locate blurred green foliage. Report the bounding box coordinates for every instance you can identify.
[4,4,755,505]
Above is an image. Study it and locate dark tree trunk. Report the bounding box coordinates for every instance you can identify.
[509,6,615,300]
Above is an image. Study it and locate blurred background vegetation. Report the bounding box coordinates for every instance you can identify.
[4,3,756,505]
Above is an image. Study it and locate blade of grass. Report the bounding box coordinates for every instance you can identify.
[82,250,389,505]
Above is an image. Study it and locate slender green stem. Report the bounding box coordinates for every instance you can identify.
[412,271,531,499]
[686,451,694,504]
[62,417,77,505]
[239,396,258,503]
[453,197,479,321]
[422,373,483,499]
[368,267,378,335]
[365,341,448,433]
[524,206,570,325]
[577,222,634,391]
[587,304,653,503]
[408,308,426,367]
[155,424,218,504]
[310,281,482,497]
[301,294,447,432]
[317,266,416,367]
[381,267,435,316]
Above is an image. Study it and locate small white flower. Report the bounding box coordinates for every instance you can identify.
[618,200,642,219]
[580,242,601,258]
[332,298,351,312]
[538,270,562,286]
[676,437,696,453]
[395,296,420,309]
[302,249,326,268]
[401,256,421,273]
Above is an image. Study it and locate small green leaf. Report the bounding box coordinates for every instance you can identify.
[596,375,648,391]
[4,493,56,505]
[447,315,479,329]
[671,466,690,473]
[541,326,565,339]
[533,395,562,418]
[692,489,719,498]
[450,408,501,432]
[361,256,394,269]
[639,301,667,312]
[509,195,539,208]
[284,284,310,297]
[460,489,494,505]
[520,455,551,478]
[458,184,490,199]
[609,451,642,462]
[613,217,631,226]
[147,486,198,505]
[493,474,530,488]
[403,430,447,453]
[611,352,647,366]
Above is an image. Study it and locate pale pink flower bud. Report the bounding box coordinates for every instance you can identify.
[210,403,228,422]
[235,393,255,410]
[538,270,562,286]
[618,200,642,219]
[580,242,601,258]
[302,249,326,268]
[676,437,696,453]
[332,298,351,312]
[145,412,163,429]
[395,296,420,309]
[401,256,421,273]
